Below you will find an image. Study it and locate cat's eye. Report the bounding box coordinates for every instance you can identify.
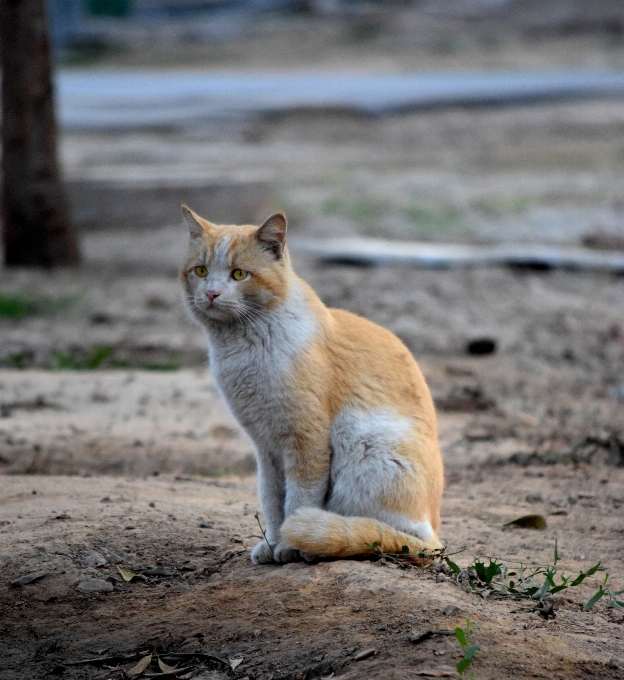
[194,266,208,278]
[232,269,248,281]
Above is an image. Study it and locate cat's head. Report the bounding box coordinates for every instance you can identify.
[180,205,291,326]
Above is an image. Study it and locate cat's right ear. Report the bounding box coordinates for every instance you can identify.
[182,204,210,240]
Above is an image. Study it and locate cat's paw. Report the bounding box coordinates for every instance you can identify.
[272,541,301,564]
[300,551,318,564]
[251,540,275,565]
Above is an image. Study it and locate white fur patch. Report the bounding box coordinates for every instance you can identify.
[327,406,433,541]
[202,278,319,543]
[212,234,233,266]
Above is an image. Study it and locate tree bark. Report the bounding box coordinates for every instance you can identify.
[1,0,79,266]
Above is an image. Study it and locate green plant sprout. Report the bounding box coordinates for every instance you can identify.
[368,540,624,613]
[455,618,480,677]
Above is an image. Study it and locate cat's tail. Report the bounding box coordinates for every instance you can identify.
[281,507,442,559]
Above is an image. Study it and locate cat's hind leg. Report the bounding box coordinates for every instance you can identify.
[325,405,443,548]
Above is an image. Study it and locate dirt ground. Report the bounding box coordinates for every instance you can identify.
[1,258,623,680]
[2,14,624,679]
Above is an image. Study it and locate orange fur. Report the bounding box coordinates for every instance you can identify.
[181,207,444,563]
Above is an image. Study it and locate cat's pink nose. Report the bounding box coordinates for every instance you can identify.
[205,291,220,303]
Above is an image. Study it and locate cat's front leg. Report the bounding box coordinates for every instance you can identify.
[272,474,329,563]
[251,452,285,564]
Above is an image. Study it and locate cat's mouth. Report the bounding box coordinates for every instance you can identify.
[194,297,235,321]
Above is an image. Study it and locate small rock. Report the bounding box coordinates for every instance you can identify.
[149,501,156,508]
[466,338,497,356]
[408,631,431,644]
[199,522,213,529]
[377,623,388,631]
[10,571,48,588]
[143,566,174,576]
[77,579,113,594]
[607,658,620,669]
[84,553,106,568]
[100,497,112,503]
[443,605,460,616]
[105,553,123,565]
[178,637,202,652]
[568,494,578,505]
[526,493,543,503]
[436,573,446,583]
[353,649,376,662]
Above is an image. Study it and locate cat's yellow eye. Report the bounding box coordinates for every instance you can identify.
[232,269,248,281]
[194,265,208,278]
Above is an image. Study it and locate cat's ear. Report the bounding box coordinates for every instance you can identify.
[255,212,287,259]
[182,204,214,240]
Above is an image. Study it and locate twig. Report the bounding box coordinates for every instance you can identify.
[161,653,229,666]
[254,512,272,553]
[66,653,142,666]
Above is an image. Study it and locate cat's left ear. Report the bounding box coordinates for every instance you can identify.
[255,212,287,259]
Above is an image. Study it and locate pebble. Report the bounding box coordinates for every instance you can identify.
[354,649,376,661]
[526,493,543,503]
[106,553,123,565]
[607,658,619,669]
[443,605,460,616]
[10,571,48,588]
[77,579,114,593]
[84,553,106,568]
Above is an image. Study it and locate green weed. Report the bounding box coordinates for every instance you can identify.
[322,196,382,225]
[3,347,182,371]
[441,541,624,612]
[470,195,536,217]
[405,200,466,235]
[370,540,623,614]
[0,291,79,319]
[455,618,480,677]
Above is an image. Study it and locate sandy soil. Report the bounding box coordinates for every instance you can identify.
[1,466,623,680]
[1,256,623,678]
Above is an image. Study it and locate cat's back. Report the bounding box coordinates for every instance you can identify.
[320,307,436,425]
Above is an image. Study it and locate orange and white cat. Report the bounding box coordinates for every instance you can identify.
[180,206,444,564]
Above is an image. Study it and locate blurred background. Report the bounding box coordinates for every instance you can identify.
[1,0,623,476]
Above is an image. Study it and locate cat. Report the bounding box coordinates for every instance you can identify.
[180,205,444,564]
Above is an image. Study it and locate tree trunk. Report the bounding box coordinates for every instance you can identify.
[0,0,79,266]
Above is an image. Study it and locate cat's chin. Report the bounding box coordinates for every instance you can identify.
[193,304,235,324]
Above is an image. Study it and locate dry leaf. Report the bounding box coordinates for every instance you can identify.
[158,658,177,673]
[117,566,138,582]
[229,657,243,671]
[504,514,547,530]
[126,654,152,677]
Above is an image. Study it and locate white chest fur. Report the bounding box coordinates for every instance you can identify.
[205,282,318,452]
